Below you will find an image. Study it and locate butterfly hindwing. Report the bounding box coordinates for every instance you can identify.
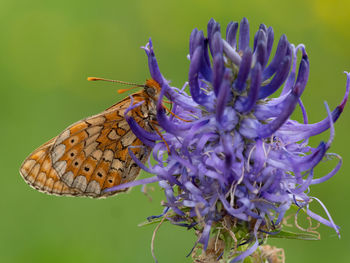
[20,92,153,198]
[20,138,82,196]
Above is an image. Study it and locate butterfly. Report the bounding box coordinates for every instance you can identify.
[20,78,161,198]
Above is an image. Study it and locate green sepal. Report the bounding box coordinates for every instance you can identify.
[268,230,319,241]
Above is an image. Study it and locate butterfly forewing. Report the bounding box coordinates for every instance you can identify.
[20,88,157,198]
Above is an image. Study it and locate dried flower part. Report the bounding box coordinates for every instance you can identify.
[252,245,285,263]
[111,18,349,261]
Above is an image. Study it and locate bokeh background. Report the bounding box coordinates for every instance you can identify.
[1,0,350,262]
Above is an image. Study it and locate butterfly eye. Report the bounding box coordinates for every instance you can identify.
[145,86,156,97]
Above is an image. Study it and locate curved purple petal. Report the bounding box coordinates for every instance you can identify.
[188,46,210,105]
[216,69,232,124]
[306,197,340,237]
[238,17,250,51]
[263,34,289,80]
[266,26,274,60]
[257,55,309,138]
[258,46,292,99]
[236,62,262,113]
[142,39,164,85]
[311,154,342,185]
[212,32,225,95]
[103,175,161,193]
[226,21,238,48]
[234,48,252,92]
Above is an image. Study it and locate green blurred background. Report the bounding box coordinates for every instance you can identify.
[1,0,350,262]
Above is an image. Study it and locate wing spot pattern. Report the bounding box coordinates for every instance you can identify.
[102,150,114,162]
[55,130,70,145]
[83,142,99,157]
[111,158,123,171]
[34,172,47,188]
[107,129,118,140]
[62,171,74,186]
[51,144,66,163]
[121,130,136,148]
[20,159,36,178]
[86,180,101,195]
[72,175,87,191]
[86,116,106,126]
[86,126,103,136]
[91,150,103,161]
[27,163,41,183]
[20,87,157,198]
[53,160,67,176]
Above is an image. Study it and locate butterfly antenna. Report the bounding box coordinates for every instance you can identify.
[87,77,145,94]
[87,77,144,87]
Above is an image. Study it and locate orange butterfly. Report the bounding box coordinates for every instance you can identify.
[20,78,161,198]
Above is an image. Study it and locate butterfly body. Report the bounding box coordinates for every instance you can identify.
[20,79,161,198]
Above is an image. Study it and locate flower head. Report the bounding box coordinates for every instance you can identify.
[113,18,349,261]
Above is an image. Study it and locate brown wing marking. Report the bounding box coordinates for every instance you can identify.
[49,94,151,197]
[20,138,81,196]
[20,91,153,198]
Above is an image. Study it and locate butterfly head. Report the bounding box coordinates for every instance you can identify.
[144,79,161,100]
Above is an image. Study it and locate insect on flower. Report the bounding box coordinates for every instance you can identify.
[19,17,350,262]
[20,78,163,198]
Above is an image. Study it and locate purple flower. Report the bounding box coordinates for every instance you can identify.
[110,18,349,261]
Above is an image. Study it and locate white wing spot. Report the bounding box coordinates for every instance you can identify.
[72,175,87,191]
[118,120,130,130]
[86,126,103,136]
[86,180,101,195]
[91,149,103,160]
[84,142,99,157]
[85,133,99,147]
[103,149,114,162]
[51,144,66,163]
[121,130,136,147]
[53,160,67,177]
[55,130,71,145]
[107,129,118,140]
[62,171,74,186]
[111,158,123,171]
[117,107,127,116]
[86,116,106,126]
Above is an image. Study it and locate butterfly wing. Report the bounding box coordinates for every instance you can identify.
[20,137,82,196]
[20,94,152,198]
